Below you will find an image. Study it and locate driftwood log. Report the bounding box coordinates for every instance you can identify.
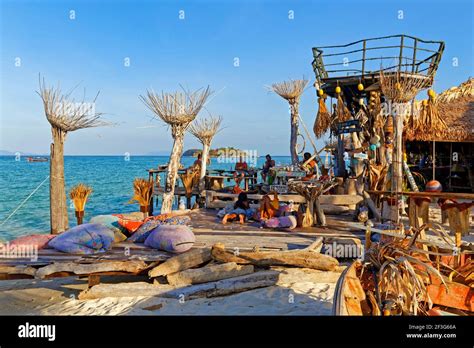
[35,260,148,279]
[211,243,338,271]
[162,270,279,300]
[148,248,212,278]
[78,282,174,300]
[167,262,254,286]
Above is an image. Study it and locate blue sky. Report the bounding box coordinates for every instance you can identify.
[0,0,472,156]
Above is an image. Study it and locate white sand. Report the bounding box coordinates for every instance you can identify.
[0,267,343,316]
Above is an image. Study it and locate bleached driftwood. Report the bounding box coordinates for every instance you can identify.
[78,282,174,300]
[162,270,279,300]
[166,262,254,286]
[148,248,212,278]
[211,243,338,271]
[35,260,148,278]
[0,265,37,277]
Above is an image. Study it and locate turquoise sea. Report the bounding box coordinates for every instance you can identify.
[0,155,296,241]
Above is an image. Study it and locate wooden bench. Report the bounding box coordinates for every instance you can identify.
[204,190,363,210]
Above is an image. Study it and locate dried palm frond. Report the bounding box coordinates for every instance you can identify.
[69,184,92,212]
[268,79,308,102]
[180,168,200,198]
[129,178,153,206]
[313,96,331,138]
[188,115,223,145]
[37,76,108,132]
[140,87,212,127]
[336,94,352,122]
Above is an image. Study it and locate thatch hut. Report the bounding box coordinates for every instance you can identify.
[405,78,473,192]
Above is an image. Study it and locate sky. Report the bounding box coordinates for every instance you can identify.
[0,0,472,156]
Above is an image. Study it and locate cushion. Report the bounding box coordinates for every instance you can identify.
[128,219,163,243]
[263,216,297,230]
[114,214,144,233]
[48,223,115,254]
[89,215,128,242]
[9,234,55,249]
[144,225,195,253]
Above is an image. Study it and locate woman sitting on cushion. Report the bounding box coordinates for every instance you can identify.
[255,192,280,221]
[222,192,254,224]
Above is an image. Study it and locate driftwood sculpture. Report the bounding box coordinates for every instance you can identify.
[188,115,222,190]
[269,79,308,164]
[288,179,337,227]
[379,70,429,221]
[38,77,106,233]
[140,87,211,213]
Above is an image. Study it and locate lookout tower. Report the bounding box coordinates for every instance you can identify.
[312,34,444,106]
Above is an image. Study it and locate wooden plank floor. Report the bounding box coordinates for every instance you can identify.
[0,209,364,267]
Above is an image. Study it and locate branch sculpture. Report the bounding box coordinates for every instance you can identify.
[140,87,212,213]
[269,79,308,164]
[38,77,106,233]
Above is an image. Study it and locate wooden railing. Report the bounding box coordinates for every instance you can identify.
[312,34,445,84]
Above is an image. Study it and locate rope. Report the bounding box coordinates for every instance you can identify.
[0,176,49,226]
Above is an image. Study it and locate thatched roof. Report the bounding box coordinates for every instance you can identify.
[406,78,474,142]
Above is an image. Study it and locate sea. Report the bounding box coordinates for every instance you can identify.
[0,155,298,241]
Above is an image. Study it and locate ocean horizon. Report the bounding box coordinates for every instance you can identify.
[0,155,300,240]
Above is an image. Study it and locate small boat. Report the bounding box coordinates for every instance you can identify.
[26,157,48,162]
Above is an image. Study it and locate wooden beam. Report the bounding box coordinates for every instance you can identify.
[35,260,148,279]
[161,271,279,300]
[148,248,212,278]
[166,262,254,286]
[78,282,174,300]
[211,243,338,271]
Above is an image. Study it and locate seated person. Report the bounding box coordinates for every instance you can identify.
[222,192,254,224]
[233,154,248,186]
[255,192,280,221]
[193,154,202,168]
[261,154,275,182]
[301,152,318,181]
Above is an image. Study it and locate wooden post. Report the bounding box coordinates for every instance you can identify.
[162,127,185,213]
[199,143,210,191]
[391,107,404,222]
[50,129,69,234]
[290,100,300,164]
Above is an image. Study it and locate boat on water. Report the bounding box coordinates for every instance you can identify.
[26,156,48,162]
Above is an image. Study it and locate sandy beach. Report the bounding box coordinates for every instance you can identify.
[0,266,344,316]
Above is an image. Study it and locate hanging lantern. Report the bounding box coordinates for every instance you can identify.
[357,83,364,91]
[318,89,324,97]
[335,86,341,94]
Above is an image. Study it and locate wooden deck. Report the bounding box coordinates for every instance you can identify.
[0,209,364,280]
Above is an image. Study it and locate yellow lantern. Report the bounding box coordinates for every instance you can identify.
[335,86,341,94]
[357,83,364,91]
[318,89,324,97]
[428,89,436,98]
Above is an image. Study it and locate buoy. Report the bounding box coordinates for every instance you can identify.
[425,180,442,192]
[335,86,341,94]
[318,89,324,97]
[422,99,428,106]
[428,89,436,98]
[357,83,364,91]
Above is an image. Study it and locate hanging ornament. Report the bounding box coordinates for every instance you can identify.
[318,89,324,97]
[357,83,364,91]
[335,86,341,94]
[428,89,436,99]
[370,144,377,151]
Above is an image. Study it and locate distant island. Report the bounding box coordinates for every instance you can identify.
[183,147,244,157]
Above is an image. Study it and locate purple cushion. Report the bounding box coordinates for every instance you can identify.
[144,225,195,253]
